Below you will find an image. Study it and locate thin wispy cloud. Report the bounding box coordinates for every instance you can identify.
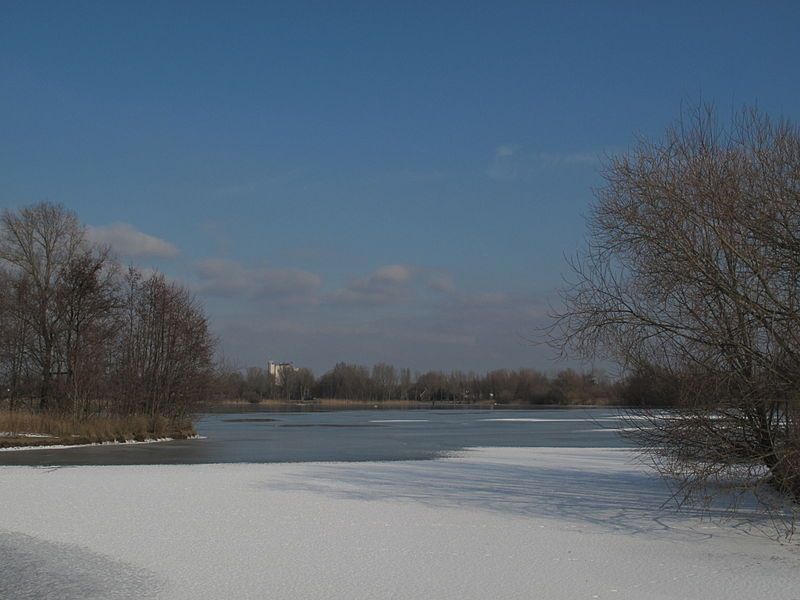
[87,223,179,259]
[212,283,552,372]
[193,258,251,295]
[193,258,322,304]
[487,146,600,181]
[331,264,414,306]
[329,265,456,307]
[425,271,456,294]
[535,151,599,166]
[213,183,258,196]
[486,145,521,181]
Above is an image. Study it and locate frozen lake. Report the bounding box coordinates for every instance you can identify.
[0,408,632,465]
[2,409,798,600]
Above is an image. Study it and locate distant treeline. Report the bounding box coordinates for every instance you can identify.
[0,203,215,420]
[214,362,678,407]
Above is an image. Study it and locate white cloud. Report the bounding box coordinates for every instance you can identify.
[88,223,179,259]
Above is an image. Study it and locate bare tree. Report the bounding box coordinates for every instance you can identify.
[0,203,215,424]
[551,105,800,533]
[283,367,314,401]
[0,203,86,410]
[56,246,120,416]
[371,362,397,402]
[114,269,215,419]
[0,267,33,409]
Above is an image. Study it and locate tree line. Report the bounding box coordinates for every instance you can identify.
[0,203,215,420]
[213,361,649,406]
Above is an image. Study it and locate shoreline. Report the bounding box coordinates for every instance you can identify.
[202,399,627,412]
[0,435,204,452]
[0,412,197,450]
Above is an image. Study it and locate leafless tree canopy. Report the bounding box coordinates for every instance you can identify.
[552,106,800,533]
[0,203,214,420]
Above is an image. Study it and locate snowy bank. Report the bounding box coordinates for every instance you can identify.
[0,447,798,599]
[0,436,201,452]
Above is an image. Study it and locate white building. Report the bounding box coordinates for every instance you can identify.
[267,361,299,385]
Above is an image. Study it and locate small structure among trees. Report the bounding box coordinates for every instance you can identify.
[551,105,800,535]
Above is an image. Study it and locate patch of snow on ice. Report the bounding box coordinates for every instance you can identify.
[369,419,430,423]
[480,417,595,422]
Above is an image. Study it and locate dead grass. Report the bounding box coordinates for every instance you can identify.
[0,411,196,448]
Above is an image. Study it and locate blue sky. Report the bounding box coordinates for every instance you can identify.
[2,2,799,374]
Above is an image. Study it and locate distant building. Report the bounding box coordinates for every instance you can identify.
[267,361,299,386]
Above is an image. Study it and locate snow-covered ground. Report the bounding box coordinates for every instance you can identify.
[0,447,798,599]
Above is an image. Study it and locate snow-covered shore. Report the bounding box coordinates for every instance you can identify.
[0,437,178,452]
[0,447,798,599]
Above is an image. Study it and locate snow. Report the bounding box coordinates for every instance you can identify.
[369,419,430,423]
[0,447,798,599]
[0,437,176,452]
[479,416,654,424]
[579,427,643,433]
[0,435,205,453]
[480,417,602,422]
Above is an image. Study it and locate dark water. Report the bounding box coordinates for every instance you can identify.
[0,408,631,466]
